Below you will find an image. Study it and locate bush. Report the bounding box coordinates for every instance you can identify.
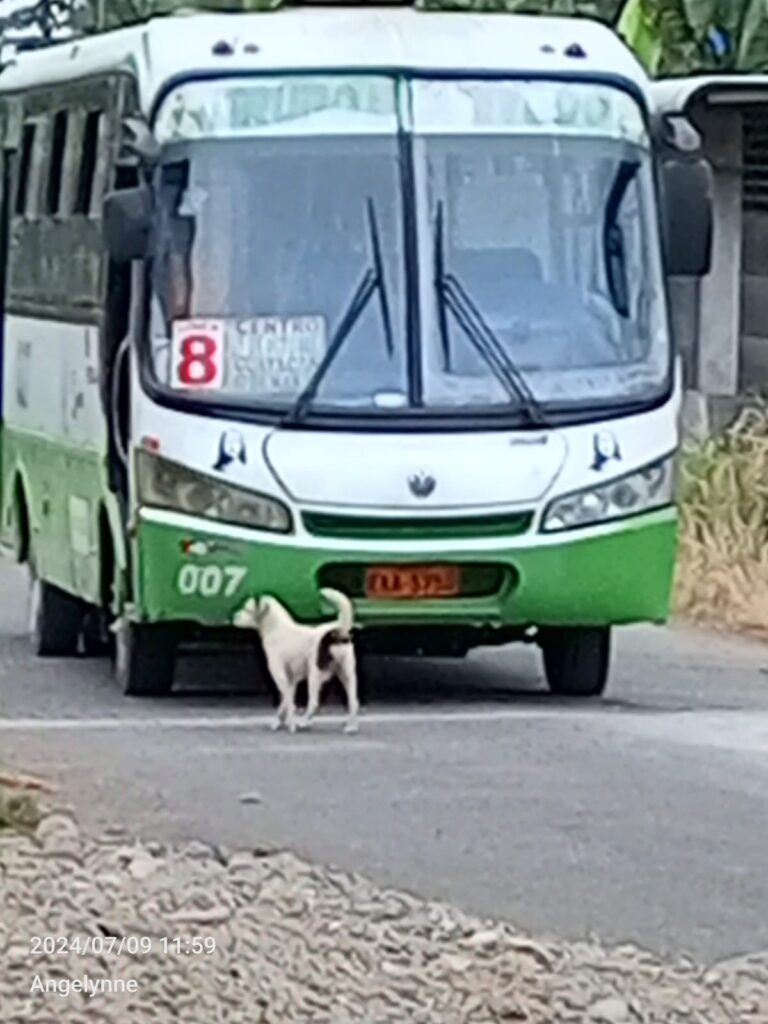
[675,404,768,636]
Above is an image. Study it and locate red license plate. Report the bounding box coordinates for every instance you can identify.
[365,565,461,600]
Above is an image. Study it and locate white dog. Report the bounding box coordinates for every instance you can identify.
[234,588,359,734]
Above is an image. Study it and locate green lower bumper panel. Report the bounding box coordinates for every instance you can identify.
[134,508,677,631]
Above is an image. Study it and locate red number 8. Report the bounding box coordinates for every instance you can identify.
[178,334,218,386]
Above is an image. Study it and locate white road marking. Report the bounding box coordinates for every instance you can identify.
[1,710,767,760]
[0,707,593,730]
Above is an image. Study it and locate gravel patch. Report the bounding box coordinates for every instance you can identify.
[1,814,766,1023]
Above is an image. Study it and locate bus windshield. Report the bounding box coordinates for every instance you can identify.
[150,133,407,410]
[148,75,669,422]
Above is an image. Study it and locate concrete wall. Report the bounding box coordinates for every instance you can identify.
[696,110,743,398]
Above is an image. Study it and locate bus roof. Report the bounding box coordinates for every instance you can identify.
[0,8,649,112]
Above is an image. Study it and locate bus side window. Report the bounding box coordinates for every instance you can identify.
[14,123,36,217]
[91,110,113,219]
[46,111,68,217]
[75,111,102,217]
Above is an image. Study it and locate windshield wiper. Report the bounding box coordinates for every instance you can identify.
[434,202,546,426]
[284,198,393,425]
[434,198,453,373]
[368,196,395,359]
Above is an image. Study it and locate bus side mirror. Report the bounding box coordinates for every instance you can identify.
[660,112,703,155]
[661,158,713,278]
[103,184,152,263]
[121,117,161,167]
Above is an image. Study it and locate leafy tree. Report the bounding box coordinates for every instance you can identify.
[78,0,278,29]
[617,0,768,75]
[418,0,622,20]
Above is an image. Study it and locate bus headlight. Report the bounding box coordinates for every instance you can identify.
[541,456,674,533]
[135,450,293,534]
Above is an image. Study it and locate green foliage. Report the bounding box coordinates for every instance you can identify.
[618,0,768,75]
[416,0,623,20]
[79,0,279,30]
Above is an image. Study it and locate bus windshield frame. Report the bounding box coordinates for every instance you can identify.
[142,71,672,431]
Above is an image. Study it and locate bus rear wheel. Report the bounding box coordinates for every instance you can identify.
[83,510,118,658]
[116,621,177,697]
[29,573,84,658]
[540,627,611,698]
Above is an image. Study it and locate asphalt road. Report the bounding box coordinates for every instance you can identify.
[1,559,768,964]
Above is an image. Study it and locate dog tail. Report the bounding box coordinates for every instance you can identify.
[320,588,354,635]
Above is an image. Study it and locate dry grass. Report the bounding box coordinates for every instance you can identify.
[675,403,768,638]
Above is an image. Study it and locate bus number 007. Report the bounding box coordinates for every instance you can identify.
[177,565,247,599]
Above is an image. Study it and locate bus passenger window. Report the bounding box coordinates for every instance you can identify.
[75,111,101,216]
[15,123,36,216]
[47,111,68,216]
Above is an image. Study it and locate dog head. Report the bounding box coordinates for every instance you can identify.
[232,597,261,631]
[232,595,284,632]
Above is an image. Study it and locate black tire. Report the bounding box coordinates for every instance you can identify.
[82,512,120,658]
[541,627,611,698]
[81,608,115,658]
[116,622,177,697]
[29,573,84,657]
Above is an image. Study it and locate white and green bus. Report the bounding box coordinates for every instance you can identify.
[0,3,711,697]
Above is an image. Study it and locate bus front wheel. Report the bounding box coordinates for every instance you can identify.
[540,627,611,698]
[115,622,176,697]
[29,573,84,658]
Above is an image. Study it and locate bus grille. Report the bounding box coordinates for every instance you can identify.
[302,510,533,542]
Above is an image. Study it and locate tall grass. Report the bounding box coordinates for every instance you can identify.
[675,404,768,637]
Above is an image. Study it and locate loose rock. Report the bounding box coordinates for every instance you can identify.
[0,821,765,1024]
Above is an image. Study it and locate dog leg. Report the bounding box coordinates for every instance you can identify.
[271,699,288,732]
[270,668,296,733]
[298,667,323,731]
[284,699,299,734]
[338,650,360,734]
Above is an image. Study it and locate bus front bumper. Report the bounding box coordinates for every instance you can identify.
[133,506,677,632]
